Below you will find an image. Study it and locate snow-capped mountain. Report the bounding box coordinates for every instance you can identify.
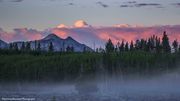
[0,39,8,49]
[12,34,93,52]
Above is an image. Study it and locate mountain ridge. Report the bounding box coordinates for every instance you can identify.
[0,39,8,49]
[42,34,63,41]
[0,33,93,52]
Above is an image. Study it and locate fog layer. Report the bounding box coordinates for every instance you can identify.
[0,69,180,101]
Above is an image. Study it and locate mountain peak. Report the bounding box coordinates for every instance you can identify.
[66,36,73,40]
[0,39,6,44]
[65,36,77,43]
[0,39,8,48]
[43,34,61,40]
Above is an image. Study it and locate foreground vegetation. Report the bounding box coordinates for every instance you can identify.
[0,51,179,82]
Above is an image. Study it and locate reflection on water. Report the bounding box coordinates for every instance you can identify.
[1,72,180,101]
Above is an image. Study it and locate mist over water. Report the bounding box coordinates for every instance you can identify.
[1,69,180,101]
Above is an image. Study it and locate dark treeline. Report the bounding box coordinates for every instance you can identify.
[103,31,179,53]
[0,31,180,82]
[1,31,179,54]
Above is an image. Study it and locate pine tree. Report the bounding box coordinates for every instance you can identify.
[135,39,140,50]
[21,42,25,51]
[83,47,87,53]
[66,46,71,52]
[37,42,41,51]
[114,45,118,53]
[34,40,37,50]
[130,41,134,51]
[98,47,105,53]
[146,38,151,52]
[14,43,18,51]
[48,42,54,52]
[147,36,155,52]
[156,37,161,53]
[62,42,65,52]
[125,42,129,51]
[71,46,74,52]
[105,39,114,53]
[120,41,124,52]
[26,42,31,51]
[117,42,120,52]
[172,39,178,53]
[162,31,171,53]
[9,43,13,50]
[139,39,146,51]
[150,35,156,51]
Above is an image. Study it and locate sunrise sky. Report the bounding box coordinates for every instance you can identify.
[0,0,180,48]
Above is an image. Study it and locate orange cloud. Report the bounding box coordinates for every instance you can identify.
[57,24,68,28]
[51,28,68,39]
[74,20,89,28]
[113,24,131,28]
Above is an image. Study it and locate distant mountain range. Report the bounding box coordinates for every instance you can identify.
[0,34,93,52]
[0,39,8,49]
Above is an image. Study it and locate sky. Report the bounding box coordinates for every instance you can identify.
[0,0,180,48]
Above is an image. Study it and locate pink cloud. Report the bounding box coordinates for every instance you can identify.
[94,25,180,44]
[0,28,15,42]
[0,28,42,42]
[113,24,132,28]
[51,28,69,39]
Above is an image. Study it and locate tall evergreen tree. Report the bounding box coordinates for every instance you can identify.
[105,39,114,53]
[9,43,13,50]
[172,39,178,53]
[83,47,87,53]
[150,35,156,51]
[98,47,105,53]
[135,39,140,50]
[146,38,152,52]
[148,37,154,52]
[26,42,31,51]
[66,46,71,52]
[162,31,171,53]
[120,41,124,52]
[14,43,18,51]
[62,41,65,52]
[130,41,134,51]
[37,42,41,51]
[155,37,161,53]
[117,42,120,52]
[139,39,146,51]
[114,45,118,53]
[21,42,25,51]
[34,40,37,50]
[48,42,54,52]
[125,42,129,51]
[70,46,74,52]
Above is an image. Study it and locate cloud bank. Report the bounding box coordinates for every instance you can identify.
[96,1,109,8]
[0,28,42,42]
[120,1,163,8]
[172,3,180,7]
[1,20,180,48]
